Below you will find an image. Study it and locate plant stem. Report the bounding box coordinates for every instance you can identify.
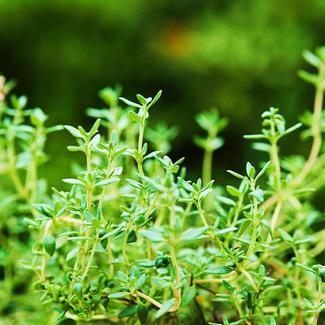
[246,180,259,259]
[293,67,324,187]
[168,198,182,312]
[312,276,322,325]
[81,143,93,273]
[202,149,212,186]
[81,230,99,280]
[246,222,258,258]
[269,200,283,232]
[98,158,112,222]
[197,201,209,227]
[40,220,52,281]
[262,66,325,212]
[122,226,130,268]
[193,271,237,284]
[135,290,162,309]
[270,137,281,191]
[237,263,258,291]
[169,244,182,311]
[7,137,27,199]
[108,240,114,279]
[137,117,145,177]
[293,247,304,325]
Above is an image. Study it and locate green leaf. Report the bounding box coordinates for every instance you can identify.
[181,227,209,241]
[264,316,277,325]
[155,298,175,319]
[127,178,143,189]
[193,135,207,150]
[118,305,138,318]
[303,50,321,68]
[95,177,119,187]
[278,229,293,242]
[217,196,236,206]
[136,94,147,105]
[227,170,246,180]
[67,236,91,241]
[64,125,83,138]
[246,162,256,178]
[283,123,302,136]
[252,142,270,152]
[147,90,162,109]
[62,178,84,185]
[303,298,315,309]
[261,219,274,240]
[117,271,129,282]
[204,266,232,274]
[119,97,142,108]
[108,292,130,299]
[101,223,126,239]
[43,235,56,256]
[249,188,264,202]
[31,108,47,126]
[137,304,148,324]
[298,70,319,86]
[66,247,79,262]
[89,134,100,147]
[209,137,224,151]
[136,273,146,288]
[244,134,267,140]
[128,110,141,123]
[139,175,165,192]
[215,227,237,235]
[223,280,235,292]
[226,186,241,197]
[140,229,164,242]
[181,286,196,306]
[67,145,83,152]
[127,229,137,243]
[255,161,270,181]
[89,119,101,137]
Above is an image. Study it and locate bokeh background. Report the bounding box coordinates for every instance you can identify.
[1,0,325,186]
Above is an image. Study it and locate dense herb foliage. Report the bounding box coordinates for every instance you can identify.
[1,48,325,324]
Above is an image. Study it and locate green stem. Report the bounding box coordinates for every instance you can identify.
[293,67,324,187]
[7,138,27,199]
[108,240,114,279]
[269,200,283,232]
[247,224,257,258]
[169,201,182,311]
[246,181,259,259]
[122,225,130,268]
[202,149,212,186]
[197,201,209,227]
[137,117,145,177]
[270,137,281,191]
[312,276,322,325]
[81,231,99,280]
[81,143,93,273]
[293,247,304,324]
[98,158,112,222]
[237,263,258,291]
[138,118,145,154]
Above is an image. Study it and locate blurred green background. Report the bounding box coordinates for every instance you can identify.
[1,0,325,186]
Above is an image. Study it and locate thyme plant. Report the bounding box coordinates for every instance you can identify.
[1,47,325,324]
[0,76,62,323]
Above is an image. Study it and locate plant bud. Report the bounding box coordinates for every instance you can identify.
[43,235,56,256]
[155,255,171,269]
[73,282,83,294]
